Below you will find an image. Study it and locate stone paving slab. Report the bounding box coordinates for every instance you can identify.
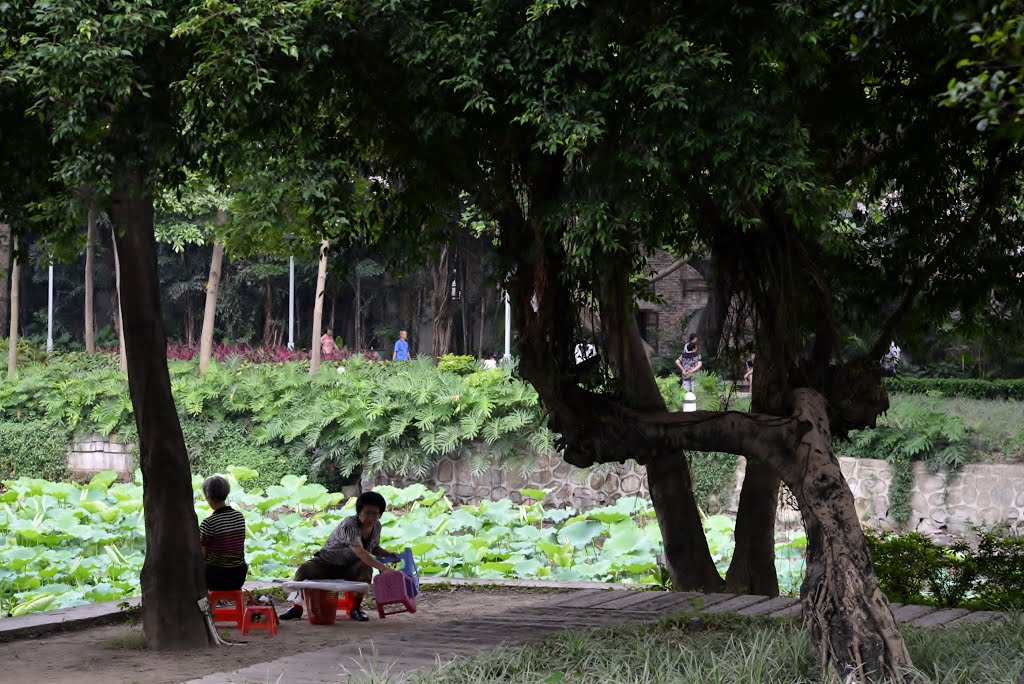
[893,604,937,622]
[912,608,971,628]
[735,596,798,617]
[702,594,771,615]
[949,610,1002,626]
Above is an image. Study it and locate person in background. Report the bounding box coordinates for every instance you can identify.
[675,334,702,392]
[482,353,498,370]
[278,491,400,622]
[392,330,410,361]
[320,327,338,357]
[744,352,755,388]
[200,476,248,591]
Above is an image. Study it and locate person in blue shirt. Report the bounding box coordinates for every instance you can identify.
[392,330,410,361]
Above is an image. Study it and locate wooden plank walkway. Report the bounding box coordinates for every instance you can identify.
[185,590,1006,684]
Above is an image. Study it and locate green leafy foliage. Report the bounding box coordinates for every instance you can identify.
[885,378,1024,401]
[0,356,556,488]
[844,396,979,524]
[0,474,806,617]
[867,530,1024,610]
[436,354,480,375]
[0,421,71,482]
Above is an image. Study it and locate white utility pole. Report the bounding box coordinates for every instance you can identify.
[287,255,295,351]
[46,262,54,353]
[503,290,511,360]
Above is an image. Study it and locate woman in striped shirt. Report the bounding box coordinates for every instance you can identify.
[199,476,248,590]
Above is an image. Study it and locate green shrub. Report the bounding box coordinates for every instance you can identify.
[436,354,479,374]
[0,420,71,481]
[843,396,977,524]
[885,377,1024,401]
[687,451,739,514]
[867,530,1024,610]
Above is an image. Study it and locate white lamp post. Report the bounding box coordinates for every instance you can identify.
[287,255,295,351]
[46,262,54,353]
[503,290,511,360]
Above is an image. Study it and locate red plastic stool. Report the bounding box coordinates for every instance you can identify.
[335,591,358,615]
[241,605,278,636]
[208,590,245,629]
[373,571,417,619]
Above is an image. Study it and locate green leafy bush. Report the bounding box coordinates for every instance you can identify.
[436,354,479,375]
[867,530,1024,610]
[0,421,71,481]
[843,396,978,523]
[885,377,1024,401]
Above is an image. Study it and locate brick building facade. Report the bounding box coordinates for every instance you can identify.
[638,250,709,356]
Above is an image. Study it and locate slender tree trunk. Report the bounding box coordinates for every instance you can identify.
[460,258,469,354]
[0,223,10,339]
[7,236,19,377]
[262,279,274,346]
[784,389,913,681]
[109,173,209,650]
[478,293,486,358]
[113,227,128,372]
[431,244,454,358]
[198,219,226,375]
[355,276,362,351]
[84,210,97,353]
[185,296,195,348]
[310,239,329,374]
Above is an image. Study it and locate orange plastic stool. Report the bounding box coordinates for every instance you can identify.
[208,590,245,629]
[335,591,358,615]
[241,605,278,636]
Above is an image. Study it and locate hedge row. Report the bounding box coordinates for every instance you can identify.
[885,377,1024,401]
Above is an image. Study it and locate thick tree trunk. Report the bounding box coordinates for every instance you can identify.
[695,253,731,357]
[109,175,209,650]
[648,459,727,591]
[785,389,912,681]
[431,244,454,358]
[309,239,329,374]
[112,227,127,372]
[198,236,225,376]
[0,223,10,340]
[7,236,19,377]
[724,457,780,595]
[85,210,97,353]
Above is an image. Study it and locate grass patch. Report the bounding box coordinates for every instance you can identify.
[406,612,1024,684]
[889,394,1024,458]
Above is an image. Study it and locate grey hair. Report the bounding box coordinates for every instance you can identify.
[202,475,230,502]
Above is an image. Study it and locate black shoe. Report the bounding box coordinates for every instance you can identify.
[278,606,303,621]
[349,609,369,622]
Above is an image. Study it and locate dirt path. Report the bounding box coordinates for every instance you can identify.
[0,587,556,684]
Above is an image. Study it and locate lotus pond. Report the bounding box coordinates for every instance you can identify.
[0,469,807,617]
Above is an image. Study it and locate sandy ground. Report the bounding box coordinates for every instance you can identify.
[0,587,556,684]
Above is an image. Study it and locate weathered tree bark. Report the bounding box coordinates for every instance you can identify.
[198,236,225,376]
[109,174,209,650]
[309,238,329,374]
[694,252,731,357]
[784,389,912,680]
[0,223,10,339]
[431,244,454,358]
[477,293,486,359]
[7,235,19,377]
[112,227,127,372]
[84,210,97,353]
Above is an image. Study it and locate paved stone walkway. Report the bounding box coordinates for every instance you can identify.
[184,588,1005,684]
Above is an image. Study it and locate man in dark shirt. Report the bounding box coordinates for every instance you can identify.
[278,491,399,622]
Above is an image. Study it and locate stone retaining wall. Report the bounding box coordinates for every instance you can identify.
[66,434,134,482]
[67,435,1024,534]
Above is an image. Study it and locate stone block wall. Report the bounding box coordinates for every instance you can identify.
[66,434,134,482]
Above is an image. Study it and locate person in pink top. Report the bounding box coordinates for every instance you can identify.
[320,327,338,357]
